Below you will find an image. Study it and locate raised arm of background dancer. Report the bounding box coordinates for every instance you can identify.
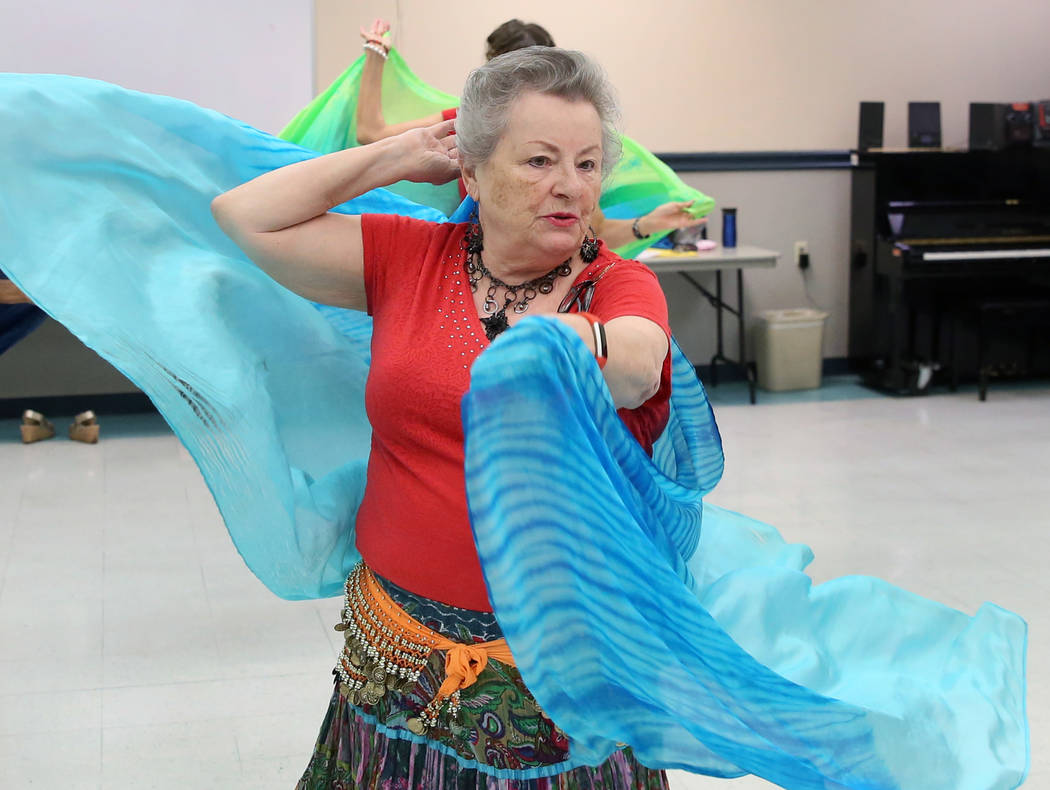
[0,280,32,304]
[355,19,444,145]
[594,200,707,251]
[212,119,459,310]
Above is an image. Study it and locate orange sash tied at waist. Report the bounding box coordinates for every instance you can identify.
[337,564,517,733]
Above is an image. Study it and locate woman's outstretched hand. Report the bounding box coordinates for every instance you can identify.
[644,200,707,232]
[396,119,460,185]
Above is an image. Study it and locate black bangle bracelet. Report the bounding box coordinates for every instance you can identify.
[631,217,650,239]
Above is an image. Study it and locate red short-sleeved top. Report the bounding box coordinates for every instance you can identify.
[355,214,671,609]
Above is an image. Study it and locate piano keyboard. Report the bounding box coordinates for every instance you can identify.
[922,248,1050,262]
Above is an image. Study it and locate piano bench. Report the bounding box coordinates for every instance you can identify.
[952,298,1050,401]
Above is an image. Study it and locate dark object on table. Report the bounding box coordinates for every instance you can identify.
[721,207,737,248]
[908,102,941,148]
[1004,102,1035,146]
[1034,100,1050,147]
[858,101,884,151]
[670,225,706,251]
[969,103,1006,151]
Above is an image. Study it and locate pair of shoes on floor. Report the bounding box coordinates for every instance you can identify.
[20,409,100,444]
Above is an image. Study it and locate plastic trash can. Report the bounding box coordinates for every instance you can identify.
[754,308,829,391]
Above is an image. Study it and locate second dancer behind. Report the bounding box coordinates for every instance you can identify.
[355,17,706,251]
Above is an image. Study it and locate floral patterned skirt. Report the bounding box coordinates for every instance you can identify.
[295,570,668,790]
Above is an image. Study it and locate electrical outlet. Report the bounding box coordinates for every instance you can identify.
[795,241,810,269]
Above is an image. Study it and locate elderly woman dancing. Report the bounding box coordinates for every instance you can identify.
[213,47,673,788]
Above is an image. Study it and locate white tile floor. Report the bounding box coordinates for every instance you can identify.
[1,387,1046,789]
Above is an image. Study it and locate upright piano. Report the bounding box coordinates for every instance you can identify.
[849,148,1050,392]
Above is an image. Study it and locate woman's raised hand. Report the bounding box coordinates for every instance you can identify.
[395,119,460,185]
[360,18,390,47]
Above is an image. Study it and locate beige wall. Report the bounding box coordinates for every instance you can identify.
[8,0,313,135]
[317,0,1050,151]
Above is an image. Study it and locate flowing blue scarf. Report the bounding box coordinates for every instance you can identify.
[0,74,1028,789]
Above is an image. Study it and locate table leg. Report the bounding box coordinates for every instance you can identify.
[676,265,761,403]
[710,271,726,386]
[737,269,756,404]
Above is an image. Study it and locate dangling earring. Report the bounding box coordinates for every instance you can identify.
[580,226,600,263]
[463,202,484,255]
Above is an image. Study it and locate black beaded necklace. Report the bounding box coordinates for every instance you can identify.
[465,251,573,340]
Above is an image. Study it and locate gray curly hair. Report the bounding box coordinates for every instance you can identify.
[456,46,622,180]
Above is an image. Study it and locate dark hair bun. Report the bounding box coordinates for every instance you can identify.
[485,19,555,60]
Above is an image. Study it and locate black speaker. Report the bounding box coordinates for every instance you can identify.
[1004,102,1034,145]
[908,102,941,148]
[858,102,884,150]
[969,102,1005,150]
[1035,100,1050,147]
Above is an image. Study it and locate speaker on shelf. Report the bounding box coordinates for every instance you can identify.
[1004,102,1034,145]
[969,102,1006,150]
[908,102,941,148]
[1035,100,1050,147]
[858,101,884,150]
